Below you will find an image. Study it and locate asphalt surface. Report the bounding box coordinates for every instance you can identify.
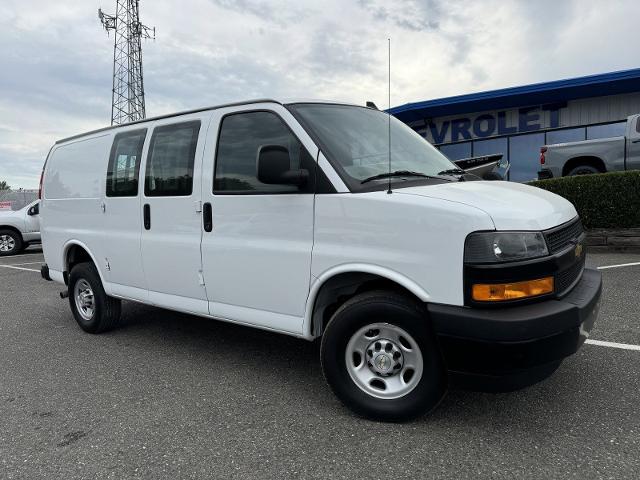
[1,247,639,479]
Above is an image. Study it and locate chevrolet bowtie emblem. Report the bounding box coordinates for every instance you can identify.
[376,355,389,370]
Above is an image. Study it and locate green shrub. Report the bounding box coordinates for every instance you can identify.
[529,170,640,229]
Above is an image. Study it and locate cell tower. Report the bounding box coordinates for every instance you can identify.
[99,1,155,125]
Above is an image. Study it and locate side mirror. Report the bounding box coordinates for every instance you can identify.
[28,204,39,216]
[256,145,309,186]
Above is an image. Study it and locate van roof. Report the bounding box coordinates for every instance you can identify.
[55,98,362,145]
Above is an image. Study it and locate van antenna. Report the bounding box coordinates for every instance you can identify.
[387,38,392,195]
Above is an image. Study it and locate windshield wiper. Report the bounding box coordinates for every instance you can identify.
[437,168,466,176]
[361,170,448,184]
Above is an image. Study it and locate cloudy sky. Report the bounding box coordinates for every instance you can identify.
[0,0,638,188]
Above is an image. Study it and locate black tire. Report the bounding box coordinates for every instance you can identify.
[321,290,447,421]
[0,229,23,257]
[68,262,121,334]
[567,165,600,176]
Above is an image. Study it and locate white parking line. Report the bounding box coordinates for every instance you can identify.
[0,261,43,266]
[586,339,640,351]
[597,261,640,270]
[0,265,40,272]
[0,252,44,260]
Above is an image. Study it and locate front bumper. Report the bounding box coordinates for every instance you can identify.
[428,268,602,376]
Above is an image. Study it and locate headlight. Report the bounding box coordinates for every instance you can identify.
[465,231,549,263]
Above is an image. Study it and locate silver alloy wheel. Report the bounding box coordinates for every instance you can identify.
[345,322,424,400]
[74,279,95,321]
[0,235,16,253]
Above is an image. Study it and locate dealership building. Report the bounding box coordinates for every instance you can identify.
[389,68,640,181]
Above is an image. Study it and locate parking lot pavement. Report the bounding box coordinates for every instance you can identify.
[1,251,639,479]
[585,252,640,346]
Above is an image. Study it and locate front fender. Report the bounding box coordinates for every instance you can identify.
[302,263,431,339]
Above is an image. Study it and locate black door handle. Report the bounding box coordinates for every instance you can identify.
[632,139,640,144]
[143,204,151,230]
[203,202,213,232]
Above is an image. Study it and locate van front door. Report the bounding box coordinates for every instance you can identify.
[200,106,318,334]
[140,117,209,314]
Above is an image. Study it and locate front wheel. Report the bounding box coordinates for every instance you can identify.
[321,291,447,421]
[68,262,121,333]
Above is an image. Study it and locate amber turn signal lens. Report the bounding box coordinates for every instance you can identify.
[472,277,554,302]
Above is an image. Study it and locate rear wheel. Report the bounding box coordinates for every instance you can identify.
[567,165,600,176]
[68,262,121,333]
[0,230,22,256]
[321,291,447,421]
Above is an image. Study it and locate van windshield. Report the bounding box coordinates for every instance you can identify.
[289,103,457,190]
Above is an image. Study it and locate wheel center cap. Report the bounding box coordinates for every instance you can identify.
[374,353,392,372]
[366,338,404,377]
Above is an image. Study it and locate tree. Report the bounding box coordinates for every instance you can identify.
[0,180,10,191]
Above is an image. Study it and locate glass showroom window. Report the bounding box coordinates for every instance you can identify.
[439,142,472,161]
[546,128,585,145]
[509,133,545,182]
[473,137,509,178]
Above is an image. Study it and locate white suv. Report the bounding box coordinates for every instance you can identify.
[0,200,41,256]
[39,99,602,420]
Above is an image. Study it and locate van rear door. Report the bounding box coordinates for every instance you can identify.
[140,115,211,314]
[103,128,148,301]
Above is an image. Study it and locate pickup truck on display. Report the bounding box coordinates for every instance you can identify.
[538,113,640,179]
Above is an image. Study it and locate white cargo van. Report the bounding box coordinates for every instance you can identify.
[40,100,602,420]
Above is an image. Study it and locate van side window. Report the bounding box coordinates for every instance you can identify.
[106,129,147,197]
[214,111,315,194]
[145,121,201,197]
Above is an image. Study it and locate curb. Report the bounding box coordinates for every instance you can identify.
[586,228,640,253]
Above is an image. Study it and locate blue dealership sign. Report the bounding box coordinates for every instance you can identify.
[426,103,566,143]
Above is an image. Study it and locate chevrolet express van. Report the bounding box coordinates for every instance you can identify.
[40,100,602,420]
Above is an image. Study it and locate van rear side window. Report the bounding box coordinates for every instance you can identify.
[145,121,201,197]
[106,129,147,197]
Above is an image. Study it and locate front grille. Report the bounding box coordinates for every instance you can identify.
[544,218,583,254]
[556,255,585,295]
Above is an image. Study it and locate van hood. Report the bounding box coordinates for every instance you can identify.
[396,181,577,231]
